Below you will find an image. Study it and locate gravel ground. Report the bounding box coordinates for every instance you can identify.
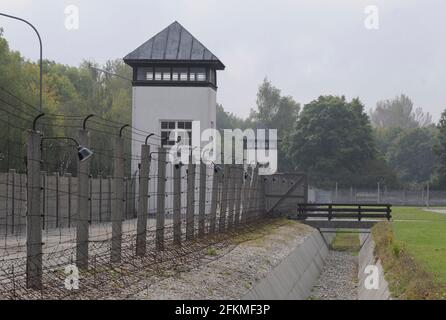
[309,250,358,300]
[131,220,314,299]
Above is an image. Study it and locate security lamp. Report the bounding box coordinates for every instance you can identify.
[213,163,222,173]
[78,145,93,162]
[175,161,184,169]
[41,137,94,163]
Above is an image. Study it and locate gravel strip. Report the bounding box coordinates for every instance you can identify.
[309,250,358,300]
[131,220,314,299]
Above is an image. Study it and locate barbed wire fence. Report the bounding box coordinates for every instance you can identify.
[0,86,274,299]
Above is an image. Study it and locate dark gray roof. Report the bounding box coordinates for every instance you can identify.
[124,21,224,69]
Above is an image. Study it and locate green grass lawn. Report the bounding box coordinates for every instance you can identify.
[390,207,446,286]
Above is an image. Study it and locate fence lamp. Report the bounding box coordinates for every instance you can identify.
[41,137,93,162]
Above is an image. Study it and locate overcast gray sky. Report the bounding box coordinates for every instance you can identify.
[1,0,445,121]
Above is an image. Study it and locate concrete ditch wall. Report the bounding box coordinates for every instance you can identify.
[242,229,334,300]
[358,233,391,300]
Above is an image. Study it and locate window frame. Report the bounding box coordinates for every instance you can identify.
[160,120,193,148]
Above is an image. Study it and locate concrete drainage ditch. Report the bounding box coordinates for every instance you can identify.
[242,225,391,300]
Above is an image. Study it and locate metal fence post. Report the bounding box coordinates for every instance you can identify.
[377,182,381,203]
[136,144,150,256]
[186,156,195,240]
[173,162,181,245]
[76,129,90,270]
[26,130,42,289]
[198,161,206,237]
[156,148,166,250]
[111,136,124,263]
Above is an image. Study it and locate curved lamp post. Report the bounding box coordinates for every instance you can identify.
[0,12,43,112]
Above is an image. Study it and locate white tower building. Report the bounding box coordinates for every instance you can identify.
[124,21,225,171]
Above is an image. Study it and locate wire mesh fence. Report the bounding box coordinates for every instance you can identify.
[308,185,446,206]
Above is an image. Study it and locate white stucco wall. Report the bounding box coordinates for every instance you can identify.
[131,86,216,170]
[130,86,217,216]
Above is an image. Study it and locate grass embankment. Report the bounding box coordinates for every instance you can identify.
[372,207,446,299]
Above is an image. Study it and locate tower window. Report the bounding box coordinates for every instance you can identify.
[160,120,192,147]
[154,67,170,81]
[190,67,206,81]
[137,67,153,80]
[173,67,188,81]
[136,66,215,85]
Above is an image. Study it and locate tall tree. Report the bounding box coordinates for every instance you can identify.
[216,104,250,130]
[387,127,436,184]
[370,94,432,129]
[285,95,394,187]
[433,110,446,187]
[250,78,300,134]
[249,78,300,170]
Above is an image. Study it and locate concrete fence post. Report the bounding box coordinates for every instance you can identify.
[249,165,259,222]
[208,166,219,233]
[41,171,46,230]
[107,175,112,221]
[136,144,150,256]
[89,175,93,223]
[8,169,16,234]
[156,148,166,251]
[186,156,195,240]
[98,174,103,222]
[219,165,230,232]
[173,162,181,245]
[234,165,243,227]
[76,129,90,270]
[66,173,72,228]
[111,136,124,264]
[227,165,236,230]
[259,175,266,216]
[26,130,42,290]
[241,166,252,224]
[198,161,206,237]
[55,172,60,228]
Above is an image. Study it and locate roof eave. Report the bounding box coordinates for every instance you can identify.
[123,58,225,70]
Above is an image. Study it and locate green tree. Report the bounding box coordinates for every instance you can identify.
[284,95,393,187]
[249,78,300,170]
[433,110,446,187]
[249,78,300,134]
[387,127,436,184]
[370,94,432,129]
[216,104,250,130]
